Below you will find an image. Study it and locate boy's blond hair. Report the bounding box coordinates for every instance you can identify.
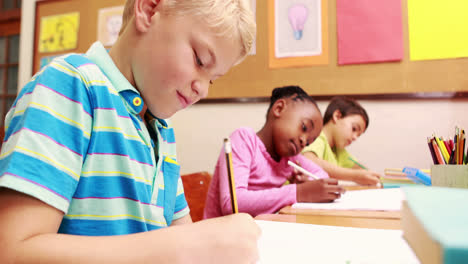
[120,0,256,63]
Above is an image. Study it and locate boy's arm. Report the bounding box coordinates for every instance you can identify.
[171,214,192,225]
[0,188,259,264]
[302,152,380,185]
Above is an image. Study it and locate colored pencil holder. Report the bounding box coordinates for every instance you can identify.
[431,165,468,189]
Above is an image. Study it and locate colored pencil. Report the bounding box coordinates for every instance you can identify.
[427,137,438,165]
[224,138,238,214]
[431,138,445,164]
[348,156,368,170]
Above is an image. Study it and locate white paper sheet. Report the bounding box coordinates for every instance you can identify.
[292,188,404,211]
[256,220,419,264]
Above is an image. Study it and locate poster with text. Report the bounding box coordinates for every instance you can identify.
[39,12,80,53]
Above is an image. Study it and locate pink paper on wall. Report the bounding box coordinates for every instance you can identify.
[336,0,403,65]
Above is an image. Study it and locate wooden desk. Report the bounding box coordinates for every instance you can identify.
[279,205,401,219]
[255,213,401,230]
[272,188,402,230]
[344,185,382,191]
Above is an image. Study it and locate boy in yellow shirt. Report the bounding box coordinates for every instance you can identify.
[303,97,381,186]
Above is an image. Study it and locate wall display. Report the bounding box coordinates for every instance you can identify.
[97,5,124,47]
[408,0,468,61]
[33,0,468,100]
[275,0,322,58]
[38,12,79,53]
[336,0,403,65]
[269,0,328,68]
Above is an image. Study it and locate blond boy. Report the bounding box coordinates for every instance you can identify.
[0,0,259,263]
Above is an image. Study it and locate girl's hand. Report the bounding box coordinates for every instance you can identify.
[353,170,381,186]
[296,178,345,203]
[288,162,308,184]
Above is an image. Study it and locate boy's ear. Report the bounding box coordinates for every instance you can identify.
[332,110,342,123]
[271,99,287,118]
[134,0,160,33]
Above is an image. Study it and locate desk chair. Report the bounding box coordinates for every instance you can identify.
[181,171,212,222]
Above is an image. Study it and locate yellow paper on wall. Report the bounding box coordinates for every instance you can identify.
[408,0,468,61]
[39,12,80,53]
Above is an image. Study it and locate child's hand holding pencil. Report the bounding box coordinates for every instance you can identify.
[192,213,261,263]
[348,157,382,186]
[288,161,345,202]
[296,178,345,203]
[288,160,318,183]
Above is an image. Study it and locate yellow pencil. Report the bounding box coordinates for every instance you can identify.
[224,138,238,214]
[434,134,450,163]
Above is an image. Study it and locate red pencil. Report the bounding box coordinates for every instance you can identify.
[431,138,445,164]
[443,139,451,156]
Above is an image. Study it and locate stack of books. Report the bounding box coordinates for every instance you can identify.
[381,168,430,188]
[402,186,468,264]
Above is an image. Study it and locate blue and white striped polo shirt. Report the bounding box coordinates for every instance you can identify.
[0,42,189,235]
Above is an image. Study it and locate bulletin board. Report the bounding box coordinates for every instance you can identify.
[33,0,468,100]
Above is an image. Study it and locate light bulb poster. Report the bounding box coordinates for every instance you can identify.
[38,12,80,53]
[275,0,321,58]
[268,0,328,69]
[97,5,124,47]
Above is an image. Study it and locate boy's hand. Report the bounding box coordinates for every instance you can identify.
[354,170,381,186]
[296,178,345,203]
[187,213,261,264]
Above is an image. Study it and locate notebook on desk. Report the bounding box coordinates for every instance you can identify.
[292,188,404,212]
[256,220,419,264]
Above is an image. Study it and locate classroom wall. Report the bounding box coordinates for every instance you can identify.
[19,0,468,176]
[172,100,468,175]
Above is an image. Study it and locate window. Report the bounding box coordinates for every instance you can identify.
[0,0,21,145]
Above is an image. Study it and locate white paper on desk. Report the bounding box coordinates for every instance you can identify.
[256,220,419,264]
[292,188,404,211]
